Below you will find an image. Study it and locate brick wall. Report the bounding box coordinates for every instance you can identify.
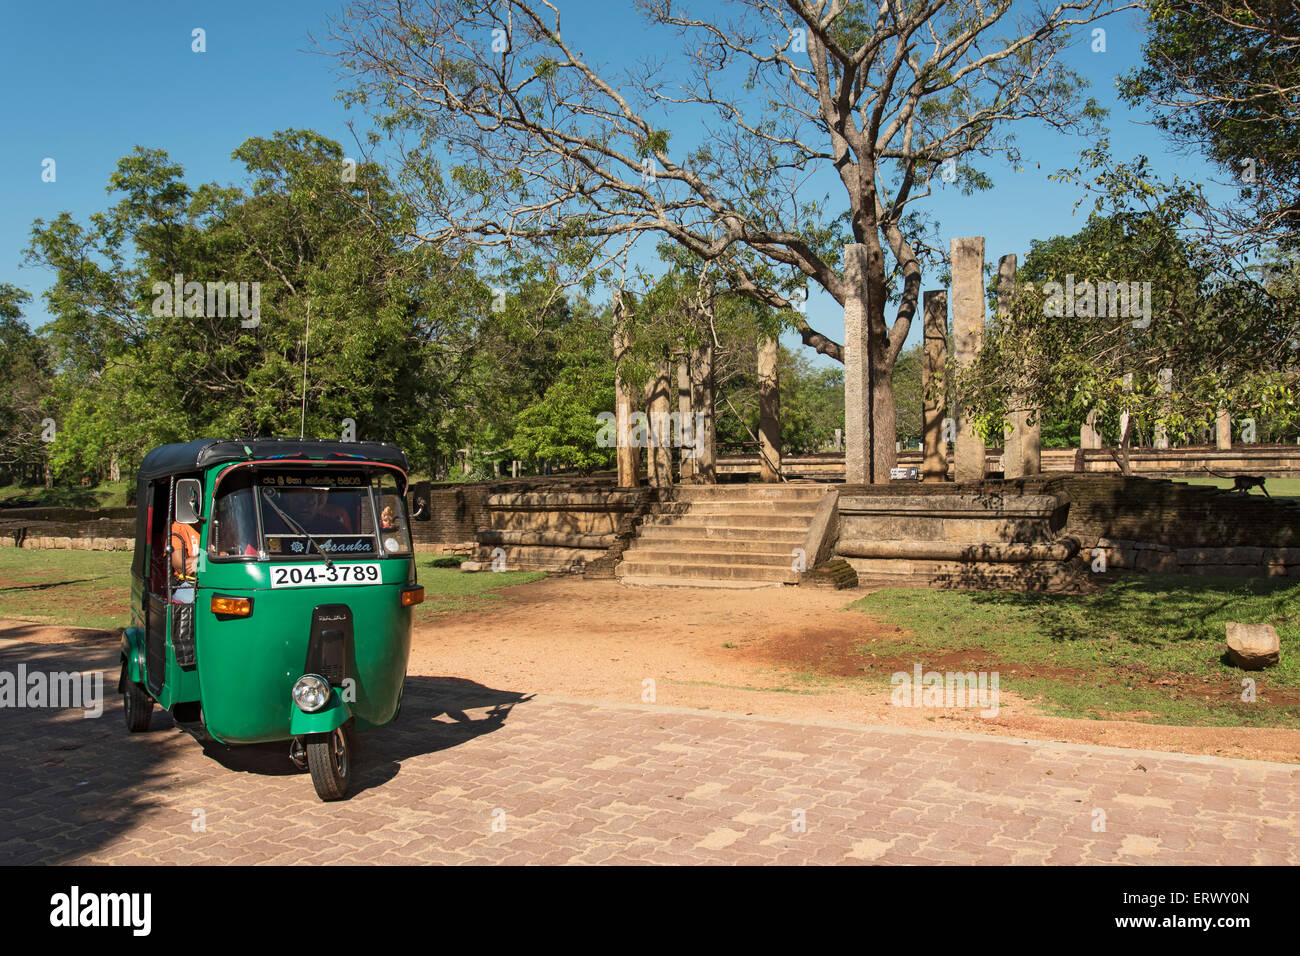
[410,476,626,550]
[1051,475,1300,577]
[1053,475,1299,549]
[0,507,135,550]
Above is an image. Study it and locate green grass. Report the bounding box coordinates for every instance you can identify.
[849,576,1300,727]
[411,557,545,621]
[0,481,132,508]
[1179,476,1300,501]
[0,549,544,632]
[0,548,133,630]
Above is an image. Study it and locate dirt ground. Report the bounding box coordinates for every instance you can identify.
[407,577,1300,765]
[6,575,1299,764]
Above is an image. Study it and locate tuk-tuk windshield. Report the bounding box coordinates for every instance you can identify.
[210,467,400,560]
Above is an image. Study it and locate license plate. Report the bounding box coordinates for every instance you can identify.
[270,563,382,588]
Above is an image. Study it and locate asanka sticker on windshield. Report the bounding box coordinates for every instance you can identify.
[264,535,376,555]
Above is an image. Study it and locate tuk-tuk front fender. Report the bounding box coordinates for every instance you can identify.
[289,690,351,736]
[119,627,147,691]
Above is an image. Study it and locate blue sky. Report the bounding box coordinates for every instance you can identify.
[0,0,1220,360]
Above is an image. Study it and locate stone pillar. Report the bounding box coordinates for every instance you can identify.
[613,291,641,488]
[1081,409,1102,449]
[999,254,1040,478]
[921,289,949,481]
[677,357,696,480]
[1153,367,1173,450]
[1216,408,1232,450]
[690,338,716,483]
[645,360,674,488]
[843,244,872,485]
[951,237,986,483]
[758,335,781,482]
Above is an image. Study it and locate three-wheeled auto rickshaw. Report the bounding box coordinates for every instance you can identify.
[120,438,423,800]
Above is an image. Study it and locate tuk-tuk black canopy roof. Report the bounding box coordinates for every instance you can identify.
[136,438,409,480]
[130,439,409,579]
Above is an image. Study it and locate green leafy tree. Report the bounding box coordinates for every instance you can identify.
[0,285,52,483]
[956,204,1299,470]
[25,131,489,480]
[507,367,616,474]
[1120,0,1300,251]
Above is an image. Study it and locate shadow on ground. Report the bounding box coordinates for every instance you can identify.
[0,632,530,862]
[202,676,532,796]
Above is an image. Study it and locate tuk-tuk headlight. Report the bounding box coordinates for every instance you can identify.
[292,674,332,713]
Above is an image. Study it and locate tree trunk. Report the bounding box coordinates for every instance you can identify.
[758,335,781,482]
[690,337,716,483]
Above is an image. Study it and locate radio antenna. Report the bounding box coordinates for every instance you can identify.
[299,300,311,439]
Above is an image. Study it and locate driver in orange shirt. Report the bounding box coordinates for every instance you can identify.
[170,518,200,603]
[171,520,199,578]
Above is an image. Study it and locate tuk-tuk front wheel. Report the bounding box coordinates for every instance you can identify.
[123,676,154,733]
[305,726,351,801]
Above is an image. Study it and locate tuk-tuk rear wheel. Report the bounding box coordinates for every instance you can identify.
[306,726,351,801]
[123,676,154,733]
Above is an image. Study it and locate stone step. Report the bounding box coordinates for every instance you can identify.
[635,524,808,545]
[668,484,828,502]
[619,547,799,568]
[641,512,811,531]
[656,500,822,516]
[615,559,799,584]
[466,544,598,572]
[627,536,802,555]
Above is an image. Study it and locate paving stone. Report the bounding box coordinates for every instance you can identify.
[2,639,1298,864]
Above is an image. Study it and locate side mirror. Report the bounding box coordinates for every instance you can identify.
[175,478,203,523]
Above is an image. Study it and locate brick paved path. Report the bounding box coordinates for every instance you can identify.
[1,639,1297,864]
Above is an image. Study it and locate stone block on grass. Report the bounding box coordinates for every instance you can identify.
[1225,623,1280,670]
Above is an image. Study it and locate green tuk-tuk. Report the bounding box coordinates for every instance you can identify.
[119,438,423,801]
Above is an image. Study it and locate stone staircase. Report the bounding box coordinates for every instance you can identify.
[616,484,829,587]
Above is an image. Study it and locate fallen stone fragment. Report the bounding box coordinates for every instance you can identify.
[1225,622,1281,670]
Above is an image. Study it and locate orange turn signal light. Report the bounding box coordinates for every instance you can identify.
[211,595,253,617]
[400,586,425,607]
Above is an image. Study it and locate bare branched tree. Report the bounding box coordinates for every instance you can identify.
[327,0,1129,480]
